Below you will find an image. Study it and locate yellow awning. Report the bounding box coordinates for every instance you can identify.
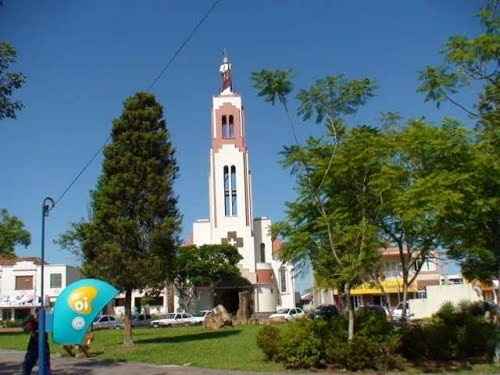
[351,279,417,296]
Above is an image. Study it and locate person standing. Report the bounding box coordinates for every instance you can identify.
[22,310,51,375]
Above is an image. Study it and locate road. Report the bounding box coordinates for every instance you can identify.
[0,350,303,375]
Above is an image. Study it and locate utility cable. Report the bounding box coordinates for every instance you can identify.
[52,0,222,208]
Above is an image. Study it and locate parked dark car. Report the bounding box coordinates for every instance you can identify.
[131,313,151,327]
[309,304,339,320]
[355,304,389,318]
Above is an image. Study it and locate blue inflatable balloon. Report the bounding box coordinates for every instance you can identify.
[52,278,119,345]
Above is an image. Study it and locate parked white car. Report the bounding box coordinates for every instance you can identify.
[269,307,305,321]
[189,310,212,325]
[392,302,414,320]
[151,313,193,328]
[92,315,122,330]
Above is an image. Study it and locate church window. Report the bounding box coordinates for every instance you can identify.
[260,243,266,262]
[222,115,229,139]
[231,166,237,215]
[228,115,235,138]
[280,266,287,293]
[224,166,230,216]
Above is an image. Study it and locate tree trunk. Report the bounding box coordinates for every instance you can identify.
[401,274,408,322]
[345,283,354,341]
[495,273,500,363]
[123,289,134,346]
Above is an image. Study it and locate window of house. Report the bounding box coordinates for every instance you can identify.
[415,258,435,272]
[424,259,436,271]
[50,273,62,288]
[224,166,230,216]
[417,290,427,299]
[280,266,287,293]
[230,166,237,216]
[228,115,235,138]
[15,275,33,290]
[260,243,266,262]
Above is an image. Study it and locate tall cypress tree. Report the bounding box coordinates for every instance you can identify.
[85,92,180,345]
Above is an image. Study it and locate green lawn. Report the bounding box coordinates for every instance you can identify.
[0,325,284,372]
[1,325,499,374]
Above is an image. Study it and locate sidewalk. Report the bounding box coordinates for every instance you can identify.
[0,350,302,375]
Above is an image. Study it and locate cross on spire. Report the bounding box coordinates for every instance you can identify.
[219,49,232,93]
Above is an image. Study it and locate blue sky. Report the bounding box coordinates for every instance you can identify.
[1,1,481,288]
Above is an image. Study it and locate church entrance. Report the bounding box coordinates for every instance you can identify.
[213,275,253,315]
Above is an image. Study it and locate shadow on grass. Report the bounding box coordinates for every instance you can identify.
[413,360,476,373]
[135,329,241,344]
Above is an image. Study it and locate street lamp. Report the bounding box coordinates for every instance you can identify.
[39,196,54,375]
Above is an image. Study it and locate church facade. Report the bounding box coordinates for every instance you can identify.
[191,56,297,313]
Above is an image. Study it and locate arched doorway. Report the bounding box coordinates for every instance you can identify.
[213,274,253,315]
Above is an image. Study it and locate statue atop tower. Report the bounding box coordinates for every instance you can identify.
[219,51,232,94]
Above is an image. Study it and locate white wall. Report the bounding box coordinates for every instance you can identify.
[0,261,82,313]
[409,284,483,319]
[255,285,276,312]
[0,262,76,299]
[253,218,273,263]
[193,220,211,245]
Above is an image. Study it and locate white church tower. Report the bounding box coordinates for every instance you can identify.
[192,54,297,313]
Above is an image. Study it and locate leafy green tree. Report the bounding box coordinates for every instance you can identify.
[0,209,30,256]
[0,42,26,120]
[373,118,473,319]
[417,0,499,118]
[252,70,379,339]
[174,244,242,312]
[57,92,180,345]
[418,1,500,283]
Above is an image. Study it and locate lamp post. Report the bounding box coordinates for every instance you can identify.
[39,197,54,375]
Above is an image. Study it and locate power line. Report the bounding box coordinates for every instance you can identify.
[147,0,223,90]
[54,134,111,207]
[52,0,222,208]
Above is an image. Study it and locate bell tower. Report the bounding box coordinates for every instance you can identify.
[207,54,256,276]
[190,53,298,313]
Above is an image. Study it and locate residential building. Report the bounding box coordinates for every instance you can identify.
[112,286,176,316]
[313,247,442,309]
[0,256,81,321]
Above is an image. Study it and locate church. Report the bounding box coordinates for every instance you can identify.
[190,55,297,313]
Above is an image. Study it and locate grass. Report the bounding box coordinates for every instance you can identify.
[1,325,499,373]
[0,324,285,372]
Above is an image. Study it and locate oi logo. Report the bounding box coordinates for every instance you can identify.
[68,286,98,315]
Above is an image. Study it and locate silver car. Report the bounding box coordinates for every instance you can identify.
[150,313,193,328]
[92,315,122,330]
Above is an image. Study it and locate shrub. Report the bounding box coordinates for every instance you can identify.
[278,319,323,368]
[257,312,406,370]
[256,325,281,360]
[355,307,394,339]
[399,302,498,362]
[327,334,405,371]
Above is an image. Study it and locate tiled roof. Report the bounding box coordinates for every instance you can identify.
[0,256,46,266]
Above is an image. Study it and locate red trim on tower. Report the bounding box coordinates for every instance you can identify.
[256,269,274,284]
[213,103,246,153]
